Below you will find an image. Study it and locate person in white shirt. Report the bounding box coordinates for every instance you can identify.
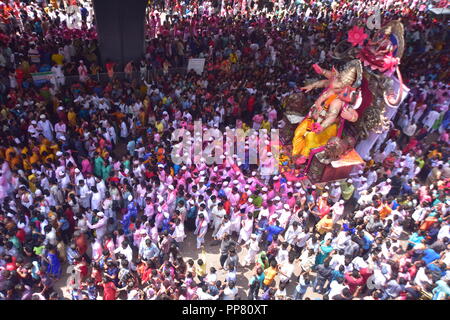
[37,114,54,141]
[196,285,219,300]
[28,120,40,139]
[276,242,290,265]
[77,179,91,209]
[211,203,226,239]
[222,281,238,300]
[437,221,450,240]
[120,118,129,140]
[329,182,342,203]
[414,265,433,289]
[114,240,134,267]
[332,230,351,250]
[274,282,288,300]
[422,108,440,131]
[74,168,84,186]
[331,200,345,223]
[54,119,67,141]
[284,222,301,246]
[366,168,378,188]
[51,64,65,88]
[329,249,346,270]
[90,186,103,211]
[44,225,58,246]
[86,211,108,241]
[243,234,260,266]
[59,171,71,190]
[278,256,295,285]
[328,277,347,300]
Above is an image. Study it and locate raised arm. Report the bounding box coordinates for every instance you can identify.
[301,80,330,93]
[317,98,344,129]
[313,64,337,80]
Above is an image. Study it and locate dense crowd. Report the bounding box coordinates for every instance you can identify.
[0,0,449,300]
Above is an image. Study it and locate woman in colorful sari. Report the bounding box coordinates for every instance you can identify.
[45,246,62,279]
[314,238,333,266]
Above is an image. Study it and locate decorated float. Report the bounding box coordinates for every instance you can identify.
[281,20,410,184]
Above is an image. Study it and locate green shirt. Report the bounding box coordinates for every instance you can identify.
[102,164,111,181]
[257,251,269,269]
[9,236,21,250]
[123,160,130,170]
[33,245,45,256]
[416,158,425,169]
[252,195,263,208]
[340,182,355,200]
[94,156,105,177]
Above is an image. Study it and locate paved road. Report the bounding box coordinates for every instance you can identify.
[54,230,323,300]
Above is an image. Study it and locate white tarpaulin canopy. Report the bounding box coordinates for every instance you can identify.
[429,7,450,15]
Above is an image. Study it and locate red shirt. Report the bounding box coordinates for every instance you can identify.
[6,260,17,271]
[344,273,365,294]
[75,234,88,256]
[16,229,26,243]
[103,282,117,300]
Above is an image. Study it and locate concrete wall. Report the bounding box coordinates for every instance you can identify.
[92,0,147,67]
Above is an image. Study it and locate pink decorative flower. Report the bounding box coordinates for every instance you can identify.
[347,26,368,47]
[381,54,399,75]
[311,123,323,133]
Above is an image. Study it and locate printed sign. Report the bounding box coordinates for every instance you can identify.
[31,72,54,86]
[187,58,206,75]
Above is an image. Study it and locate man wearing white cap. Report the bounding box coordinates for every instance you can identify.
[59,170,71,190]
[356,177,369,199]
[341,179,355,202]
[377,178,392,197]
[331,200,345,223]
[86,211,107,241]
[248,171,264,192]
[84,171,96,189]
[278,203,292,229]
[195,212,209,249]
[281,181,294,195]
[350,170,363,197]
[37,114,54,142]
[211,202,227,240]
[54,118,67,141]
[366,167,378,188]
[28,120,39,139]
[166,185,177,214]
[329,182,342,203]
[380,138,397,162]
[227,185,241,209]
[96,176,107,199]
[77,179,91,209]
[74,168,85,185]
[49,178,64,206]
[78,60,89,82]
[243,234,260,267]
[19,186,33,209]
[260,151,277,183]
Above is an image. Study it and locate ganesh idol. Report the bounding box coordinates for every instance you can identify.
[292,60,363,161]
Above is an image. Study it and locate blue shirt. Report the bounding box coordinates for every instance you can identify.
[265,225,284,243]
[343,223,356,234]
[409,232,424,244]
[391,200,400,210]
[426,263,443,276]
[363,235,373,250]
[422,248,440,265]
[331,270,344,281]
